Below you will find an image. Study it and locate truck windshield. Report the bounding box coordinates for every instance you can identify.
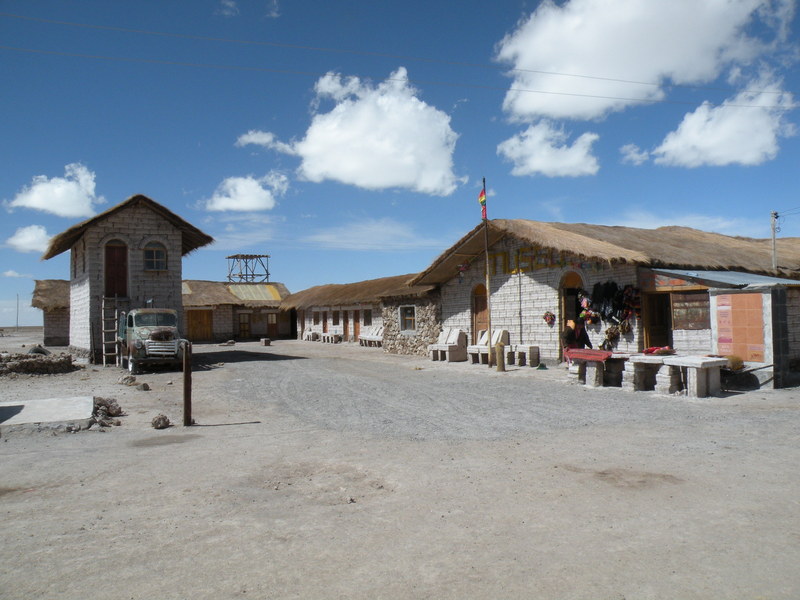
[134,313,177,327]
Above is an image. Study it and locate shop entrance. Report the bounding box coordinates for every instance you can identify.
[559,271,583,326]
[471,284,488,344]
[559,271,584,359]
[643,293,672,348]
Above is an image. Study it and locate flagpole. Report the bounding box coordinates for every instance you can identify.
[481,177,493,367]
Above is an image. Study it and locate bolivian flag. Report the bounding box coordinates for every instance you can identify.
[478,187,487,220]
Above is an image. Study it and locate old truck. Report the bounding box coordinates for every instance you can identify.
[118,308,185,374]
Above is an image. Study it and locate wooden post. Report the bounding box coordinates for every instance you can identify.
[182,341,193,426]
[483,209,493,368]
[771,210,779,272]
[495,342,506,372]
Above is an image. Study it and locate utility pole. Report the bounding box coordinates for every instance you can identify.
[771,211,779,272]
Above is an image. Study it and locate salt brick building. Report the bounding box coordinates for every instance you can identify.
[411,219,800,387]
[282,273,439,356]
[41,195,214,361]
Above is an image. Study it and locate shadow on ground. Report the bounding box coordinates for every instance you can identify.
[193,349,308,368]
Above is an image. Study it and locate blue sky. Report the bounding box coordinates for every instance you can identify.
[2,0,799,326]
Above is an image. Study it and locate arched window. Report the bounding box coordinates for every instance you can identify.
[143,241,167,271]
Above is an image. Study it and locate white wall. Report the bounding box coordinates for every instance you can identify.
[438,235,641,362]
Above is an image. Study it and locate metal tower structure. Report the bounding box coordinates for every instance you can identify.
[226,254,270,282]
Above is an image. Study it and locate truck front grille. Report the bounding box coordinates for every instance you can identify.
[145,340,179,357]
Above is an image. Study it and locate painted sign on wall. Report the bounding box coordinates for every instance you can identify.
[716,293,765,362]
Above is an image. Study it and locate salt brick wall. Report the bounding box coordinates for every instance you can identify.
[43,309,70,346]
[786,288,800,360]
[214,305,234,341]
[69,204,184,357]
[672,329,712,354]
[298,304,382,340]
[439,236,642,363]
[69,277,91,355]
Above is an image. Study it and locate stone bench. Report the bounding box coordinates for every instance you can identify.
[565,349,628,387]
[663,356,728,398]
[320,329,343,343]
[429,329,467,362]
[622,355,665,392]
[505,344,540,367]
[622,355,728,397]
[468,330,509,365]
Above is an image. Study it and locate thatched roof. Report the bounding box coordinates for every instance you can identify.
[42,194,214,260]
[183,280,291,309]
[281,274,436,311]
[411,219,800,285]
[31,279,70,310]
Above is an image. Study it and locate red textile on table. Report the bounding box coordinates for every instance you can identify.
[563,348,613,363]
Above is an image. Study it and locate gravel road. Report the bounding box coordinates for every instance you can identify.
[2,332,799,599]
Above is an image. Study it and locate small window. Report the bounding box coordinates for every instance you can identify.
[144,242,167,271]
[267,313,277,324]
[363,309,372,327]
[313,312,320,325]
[399,306,416,332]
[671,291,711,330]
[332,311,340,326]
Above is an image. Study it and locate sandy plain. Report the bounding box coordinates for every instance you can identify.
[1,328,799,599]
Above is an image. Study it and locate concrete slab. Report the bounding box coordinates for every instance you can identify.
[0,396,93,426]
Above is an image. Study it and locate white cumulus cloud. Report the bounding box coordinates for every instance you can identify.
[6,225,50,253]
[620,143,650,165]
[3,270,30,278]
[497,121,599,177]
[652,78,796,167]
[7,163,103,218]
[235,130,295,154]
[204,172,289,212]
[243,68,461,196]
[495,0,774,122]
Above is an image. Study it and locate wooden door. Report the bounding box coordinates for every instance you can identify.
[322,311,328,333]
[471,284,488,344]
[186,310,212,341]
[643,293,672,348]
[343,311,349,340]
[353,310,360,340]
[267,313,278,338]
[239,313,251,339]
[105,241,128,297]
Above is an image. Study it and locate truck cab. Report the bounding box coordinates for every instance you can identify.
[118,308,185,374]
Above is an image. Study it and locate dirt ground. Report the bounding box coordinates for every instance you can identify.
[1,328,799,599]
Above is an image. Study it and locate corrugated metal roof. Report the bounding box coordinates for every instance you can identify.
[652,269,800,288]
[228,283,283,301]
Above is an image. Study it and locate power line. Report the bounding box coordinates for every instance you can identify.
[776,206,800,217]
[0,45,791,111]
[0,11,791,98]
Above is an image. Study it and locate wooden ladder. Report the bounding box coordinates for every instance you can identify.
[101,296,120,367]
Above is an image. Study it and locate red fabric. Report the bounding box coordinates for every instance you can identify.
[563,348,613,362]
[643,346,673,355]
